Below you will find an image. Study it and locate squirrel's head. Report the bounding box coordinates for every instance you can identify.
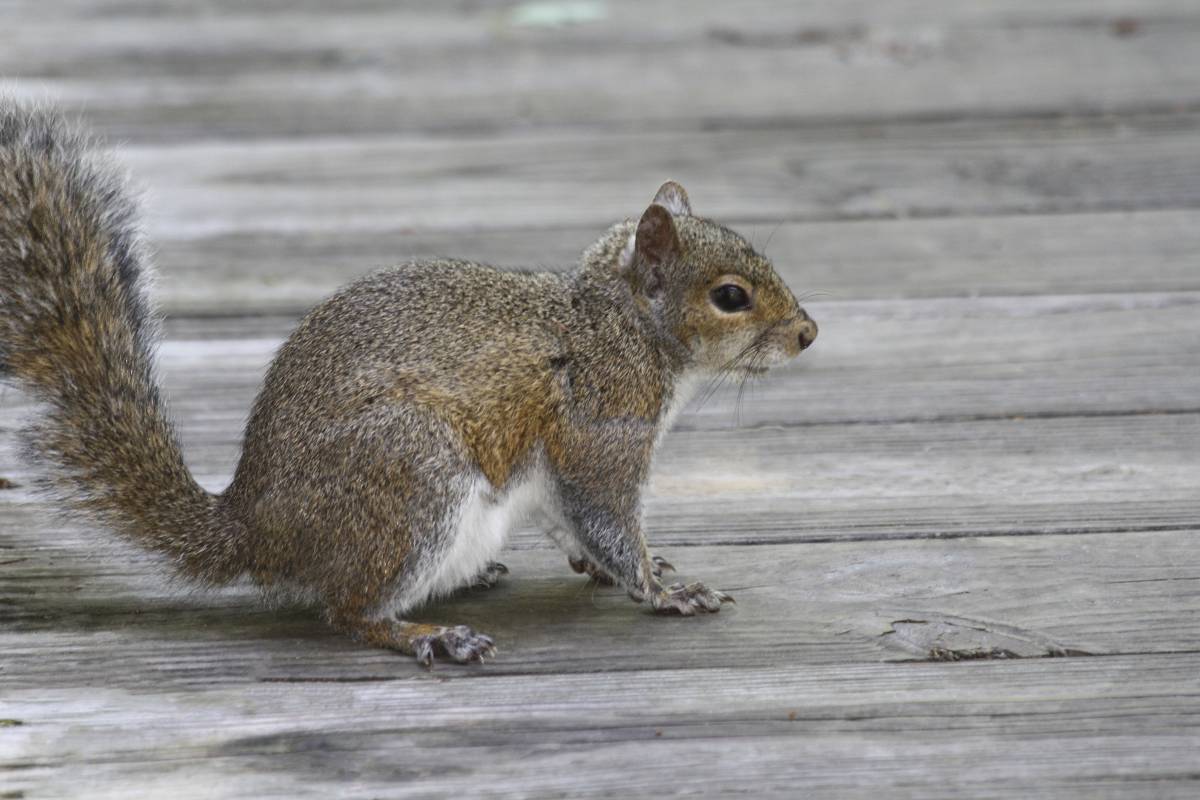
[618,181,817,374]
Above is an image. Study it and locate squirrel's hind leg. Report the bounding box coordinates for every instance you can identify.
[332,615,496,666]
[246,402,499,665]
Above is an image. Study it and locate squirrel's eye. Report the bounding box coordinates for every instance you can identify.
[709,283,752,313]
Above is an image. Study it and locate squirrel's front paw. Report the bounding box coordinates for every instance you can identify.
[471,561,509,589]
[650,581,734,616]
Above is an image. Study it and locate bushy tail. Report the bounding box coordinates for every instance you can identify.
[0,100,243,583]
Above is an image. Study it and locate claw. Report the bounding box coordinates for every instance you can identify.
[651,581,732,615]
[411,625,497,668]
[413,637,435,668]
[651,555,676,576]
[472,561,509,589]
[568,555,617,585]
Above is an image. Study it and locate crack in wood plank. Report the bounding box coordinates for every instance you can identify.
[878,613,1097,661]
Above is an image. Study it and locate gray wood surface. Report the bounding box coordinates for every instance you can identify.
[118,112,1200,237]
[2,1,1199,798]
[5,1,1200,139]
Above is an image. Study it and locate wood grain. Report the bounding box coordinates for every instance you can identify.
[4,521,1200,677]
[4,1,1200,140]
[5,654,1198,799]
[104,113,1200,245]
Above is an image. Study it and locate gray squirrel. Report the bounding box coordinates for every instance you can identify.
[0,102,817,665]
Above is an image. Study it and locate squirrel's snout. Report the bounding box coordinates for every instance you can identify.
[776,312,817,360]
[795,314,818,352]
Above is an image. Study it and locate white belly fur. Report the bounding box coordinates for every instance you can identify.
[376,462,558,617]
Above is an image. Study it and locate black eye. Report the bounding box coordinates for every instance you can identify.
[709,283,752,312]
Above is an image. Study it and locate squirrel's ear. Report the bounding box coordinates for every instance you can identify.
[652,181,692,216]
[634,203,681,267]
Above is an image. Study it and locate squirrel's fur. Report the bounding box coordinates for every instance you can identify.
[0,101,817,665]
[0,102,247,583]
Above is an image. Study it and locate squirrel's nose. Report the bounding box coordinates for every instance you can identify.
[796,316,818,352]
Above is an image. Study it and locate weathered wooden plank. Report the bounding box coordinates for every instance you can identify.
[109,114,1200,243]
[3,651,1199,798]
[22,0,1200,29]
[3,653,1200,799]
[3,528,1200,682]
[4,1,1200,140]
[151,209,1200,315]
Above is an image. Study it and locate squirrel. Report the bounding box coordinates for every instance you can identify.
[0,101,817,666]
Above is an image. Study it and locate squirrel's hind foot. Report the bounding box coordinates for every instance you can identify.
[336,617,497,667]
[405,623,497,667]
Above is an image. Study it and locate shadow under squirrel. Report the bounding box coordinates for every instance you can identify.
[0,102,817,665]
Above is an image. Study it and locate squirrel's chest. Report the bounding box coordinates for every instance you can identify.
[458,465,561,551]
[654,369,705,447]
[412,463,561,606]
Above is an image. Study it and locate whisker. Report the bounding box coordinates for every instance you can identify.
[696,367,743,414]
[762,220,785,254]
[734,346,770,426]
[693,364,738,412]
[796,290,833,304]
[693,363,733,412]
[734,372,749,426]
[695,322,780,418]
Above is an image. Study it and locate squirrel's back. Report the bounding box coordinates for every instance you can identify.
[258,259,571,413]
[230,260,577,506]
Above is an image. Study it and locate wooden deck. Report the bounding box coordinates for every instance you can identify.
[2,1,1199,797]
